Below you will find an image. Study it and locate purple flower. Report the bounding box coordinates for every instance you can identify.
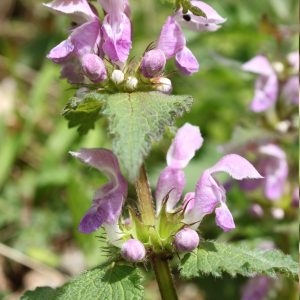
[157,16,199,75]
[258,144,288,200]
[241,275,274,300]
[47,19,103,83]
[99,0,132,63]
[44,0,96,23]
[156,123,262,232]
[155,123,203,213]
[70,148,128,234]
[174,0,226,32]
[242,55,278,112]
[185,154,262,231]
[281,75,299,105]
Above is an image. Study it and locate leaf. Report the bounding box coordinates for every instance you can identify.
[62,92,106,135]
[22,263,144,300]
[179,241,298,279]
[21,287,57,300]
[103,92,193,182]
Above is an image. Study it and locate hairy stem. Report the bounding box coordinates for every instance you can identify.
[151,255,178,300]
[135,164,155,225]
[135,164,178,300]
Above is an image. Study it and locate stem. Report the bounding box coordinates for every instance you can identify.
[135,164,178,300]
[135,164,155,225]
[151,255,178,300]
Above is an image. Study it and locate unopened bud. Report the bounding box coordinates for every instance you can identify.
[249,204,264,218]
[121,239,146,262]
[126,76,138,90]
[141,49,166,78]
[174,228,199,252]
[153,77,172,94]
[81,53,107,82]
[111,69,125,84]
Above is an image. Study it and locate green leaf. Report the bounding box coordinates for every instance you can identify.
[179,241,298,279]
[62,92,106,135]
[63,91,192,181]
[21,287,57,300]
[103,92,193,182]
[22,262,144,300]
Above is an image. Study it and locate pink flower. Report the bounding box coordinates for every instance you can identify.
[47,19,103,83]
[242,55,278,112]
[156,1,225,75]
[70,148,128,234]
[44,0,96,23]
[99,0,132,63]
[156,123,262,232]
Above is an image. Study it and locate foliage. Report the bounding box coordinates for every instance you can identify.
[21,262,144,300]
[179,241,298,279]
[64,92,193,182]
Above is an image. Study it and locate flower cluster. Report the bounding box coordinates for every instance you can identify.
[242,52,299,112]
[45,0,225,93]
[71,123,261,261]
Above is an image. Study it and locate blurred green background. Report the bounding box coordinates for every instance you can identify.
[0,0,298,299]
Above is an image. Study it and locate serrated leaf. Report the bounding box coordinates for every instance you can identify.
[21,263,144,300]
[179,241,298,279]
[103,92,193,182]
[62,92,106,135]
[21,287,57,300]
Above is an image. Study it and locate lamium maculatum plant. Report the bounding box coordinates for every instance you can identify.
[21,1,298,299]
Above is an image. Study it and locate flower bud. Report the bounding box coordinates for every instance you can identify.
[81,53,107,83]
[141,49,166,78]
[153,77,172,94]
[126,76,138,90]
[121,239,146,262]
[174,228,199,252]
[111,69,125,84]
[249,204,264,218]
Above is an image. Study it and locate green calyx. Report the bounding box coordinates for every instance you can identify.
[121,201,185,255]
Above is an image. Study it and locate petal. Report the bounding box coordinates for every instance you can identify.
[242,55,274,76]
[103,223,124,247]
[182,192,195,215]
[215,202,235,231]
[99,0,128,19]
[47,39,74,63]
[250,74,278,112]
[281,76,299,105]
[175,47,199,75]
[194,170,224,215]
[102,13,132,62]
[174,0,226,32]
[70,19,101,56]
[259,144,288,200]
[208,154,263,180]
[184,170,223,226]
[155,166,185,213]
[71,148,128,233]
[166,123,203,169]
[43,0,96,23]
[157,16,185,59]
[78,206,104,233]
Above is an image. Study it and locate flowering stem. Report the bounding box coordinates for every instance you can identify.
[135,164,155,225]
[135,164,178,300]
[151,255,178,300]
